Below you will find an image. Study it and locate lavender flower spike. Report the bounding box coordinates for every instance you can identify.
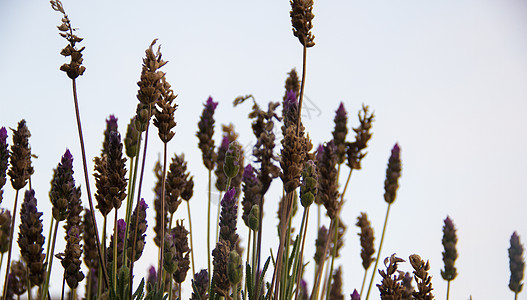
[0,127,9,203]
[350,289,360,300]
[384,143,402,205]
[509,231,525,294]
[197,96,219,170]
[219,188,239,247]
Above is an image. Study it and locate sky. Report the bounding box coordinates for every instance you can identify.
[1,0,527,299]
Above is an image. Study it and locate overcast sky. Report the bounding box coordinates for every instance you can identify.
[1,0,527,299]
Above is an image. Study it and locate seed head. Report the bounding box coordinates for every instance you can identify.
[127,199,148,262]
[0,209,11,254]
[172,220,191,284]
[0,127,9,204]
[49,149,74,221]
[332,103,348,164]
[197,96,219,170]
[191,269,209,300]
[219,188,239,248]
[8,119,33,190]
[509,231,525,294]
[57,226,85,289]
[441,216,458,281]
[356,212,375,270]
[290,0,315,47]
[154,77,178,143]
[346,105,374,170]
[241,164,261,228]
[384,143,402,205]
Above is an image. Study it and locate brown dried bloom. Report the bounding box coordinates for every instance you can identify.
[441,216,458,282]
[409,254,434,300]
[154,77,178,143]
[509,231,525,294]
[376,254,405,300]
[153,159,167,247]
[137,39,167,107]
[356,212,375,270]
[8,119,34,191]
[197,97,219,171]
[7,260,28,296]
[172,220,191,284]
[317,141,339,219]
[215,124,240,192]
[284,68,301,101]
[346,104,374,170]
[0,209,11,254]
[57,226,85,289]
[83,209,98,271]
[51,0,86,79]
[166,153,190,214]
[384,143,401,205]
[212,239,231,297]
[290,0,315,47]
[329,266,344,300]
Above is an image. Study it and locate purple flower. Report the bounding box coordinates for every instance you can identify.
[62,149,74,171]
[147,265,157,290]
[316,144,324,162]
[197,96,219,170]
[219,188,238,247]
[220,136,230,152]
[191,269,209,300]
[0,127,7,145]
[206,96,219,111]
[106,115,118,132]
[350,289,360,300]
[243,164,257,182]
[384,143,402,204]
[284,90,298,113]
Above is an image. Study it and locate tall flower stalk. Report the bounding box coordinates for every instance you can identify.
[365,144,402,300]
[50,0,109,289]
[3,119,33,300]
[196,96,218,282]
[441,216,458,300]
[509,231,525,300]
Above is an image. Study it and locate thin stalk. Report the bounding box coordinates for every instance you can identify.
[251,229,257,289]
[244,229,251,300]
[365,203,392,300]
[2,189,19,300]
[515,292,518,300]
[324,218,339,300]
[129,110,151,299]
[158,141,168,287]
[113,209,118,291]
[279,213,293,300]
[294,207,310,300]
[215,191,223,243]
[168,277,173,300]
[207,169,212,284]
[254,193,265,300]
[71,78,109,288]
[178,283,182,300]
[44,215,55,269]
[233,282,239,300]
[86,270,92,300]
[310,218,335,300]
[359,267,368,296]
[446,280,450,300]
[42,220,60,300]
[72,288,77,300]
[296,45,307,136]
[317,204,320,233]
[98,216,107,298]
[0,252,4,273]
[122,155,136,266]
[186,201,196,276]
[60,274,66,300]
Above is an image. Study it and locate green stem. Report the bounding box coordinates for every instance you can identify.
[60,273,65,300]
[86,270,92,300]
[26,264,32,300]
[325,218,339,300]
[317,204,321,232]
[168,277,173,300]
[158,141,168,287]
[187,201,196,277]
[98,216,108,298]
[215,191,223,243]
[294,207,310,300]
[207,169,212,284]
[0,252,4,274]
[71,78,109,288]
[43,220,60,300]
[129,114,151,299]
[365,203,392,300]
[310,218,335,300]
[44,215,54,271]
[72,288,77,300]
[2,189,19,300]
[251,228,257,291]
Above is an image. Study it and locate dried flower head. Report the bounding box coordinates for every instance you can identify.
[106,219,126,272]
[93,154,112,216]
[57,226,85,289]
[377,254,405,300]
[219,188,239,248]
[0,127,9,204]
[215,136,230,191]
[124,117,140,158]
[166,153,190,214]
[329,266,344,300]
[197,96,219,170]
[8,119,33,190]
[441,216,458,282]
[7,260,27,296]
[49,149,74,221]
[280,114,312,193]
[509,231,525,294]
[191,269,209,300]
[51,0,86,79]
[0,208,11,254]
[409,254,434,300]
[17,189,45,286]
[172,220,191,284]
[212,239,231,297]
[284,68,301,101]
[314,226,328,265]
[346,104,374,170]
[102,115,118,156]
[332,103,348,164]
[83,209,98,271]
[154,77,178,143]
[402,272,414,300]
[127,199,148,262]
[137,39,167,107]
[290,0,315,47]
[356,212,375,270]
[241,164,262,228]
[106,131,128,209]
[317,140,340,219]
[384,143,402,205]
[64,186,82,237]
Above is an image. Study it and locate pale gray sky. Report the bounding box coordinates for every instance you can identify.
[1,0,527,299]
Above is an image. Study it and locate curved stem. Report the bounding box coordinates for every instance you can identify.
[365,203,392,300]
[2,189,19,300]
[71,79,109,288]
